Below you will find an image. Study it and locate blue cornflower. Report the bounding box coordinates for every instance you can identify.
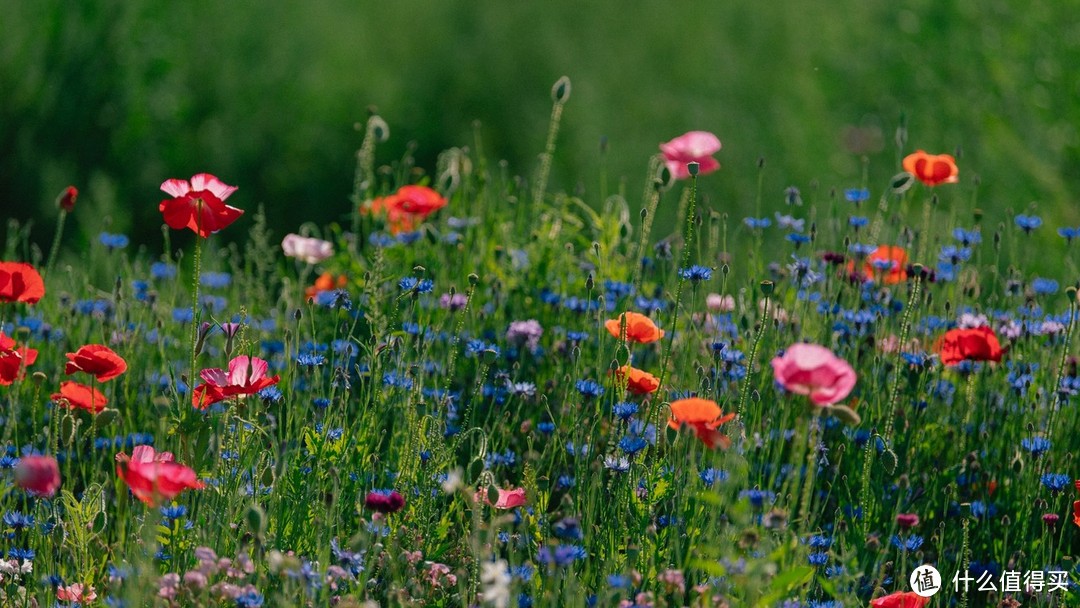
[890,534,924,552]
[575,379,604,399]
[537,421,556,434]
[848,216,869,229]
[618,435,648,456]
[1041,473,1071,493]
[1022,437,1052,456]
[808,552,829,566]
[552,517,583,541]
[382,371,414,390]
[679,265,713,282]
[235,591,265,607]
[844,188,870,203]
[556,475,575,489]
[848,243,876,257]
[743,217,772,229]
[98,232,129,250]
[200,272,232,288]
[786,233,811,245]
[612,401,638,421]
[2,511,33,530]
[0,455,18,469]
[398,277,434,293]
[807,535,832,549]
[603,456,631,472]
[7,547,33,560]
[952,227,982,246]
[150,262,177,280]
[740,489,776,508]
[1015,214,1043,232]
[1032,278,1059,295]
[699,468,728,488]
[536,544,583,568]
[172,308,194,324]
[566,330,589,343]
[1058,226,1080,242]
[258,387,283,404]
[313,397,331,409]
[938,245,972,265]
[775,213,805,232]
[607,574,632,589]
[297,353,326,367]
[159,505,188,522]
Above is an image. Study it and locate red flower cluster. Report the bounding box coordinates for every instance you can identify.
[0,262,45,304]
[159,173,242,238]
[116,446,204,506]
[935,326,1003,366]
[364,185,447,234]
[0,334,38,385]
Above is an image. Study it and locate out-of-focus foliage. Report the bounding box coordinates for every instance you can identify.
[3,0,1080,254]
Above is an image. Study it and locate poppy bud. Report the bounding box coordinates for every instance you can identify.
[468,273,479,286]
[687,161,700,177]
[551,76,571,103]
[890,172,915,195]
[759,280,774,296]
[246,503,268,538]
[368,115,389,142]
[56,186,78,212]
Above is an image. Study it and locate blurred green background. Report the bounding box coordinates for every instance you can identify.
[3,0,1080,255]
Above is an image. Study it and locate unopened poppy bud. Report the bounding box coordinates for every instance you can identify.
[468,273,479,286]
[911,263,924,277]
[1066,286,1078,302]
[973,208,983,222]
[246,503,268,538]
[687,161,700,177]
[32,371,46,386]
[640,208,648,220]
[368,115,389,142]
[895,122,908,148]
[93,408,119,428]
[890,172,915,194]
[551,76,571,102]
[759,280,774,296]
[482,349,498,364]
[721,264,729,276]
[585,274,594,291]
[294,308,302,321]
[413,265,426,276]
[56,186,78,212]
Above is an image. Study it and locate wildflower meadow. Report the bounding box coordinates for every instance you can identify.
[3,77,1080,608]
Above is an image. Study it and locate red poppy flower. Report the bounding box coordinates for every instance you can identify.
[14,455,61,497]
[57,186,78,212]
[192,355,280,409]
[51,381,108,413]
[116,445,204,506]
[615,365,660,395]
[846,246,908,284]
[0,334,38,385]
[870,591,931,608]
[935,326,1003,366]
[158,173,242,238]
[902,150,959,187]
[668,397,737,449]
[365,185,447,234]
[305,272,349,300]
[65,344,127,382]
[605,312,665,344]
[0,262,45,304]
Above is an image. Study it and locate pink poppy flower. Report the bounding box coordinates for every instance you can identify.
[475,486,527,509]
[159,173,242,238]
[770,343,856,406]
[14,455,61,497]
[116,445,204,506]
[57,583,97,603]
[282,233,334,264]
[660,131,722,180]
[192,355,280,409]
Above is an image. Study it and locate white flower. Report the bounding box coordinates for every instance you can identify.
[479,559,511,608]
[441,468,463,494]
[282,233,334,264]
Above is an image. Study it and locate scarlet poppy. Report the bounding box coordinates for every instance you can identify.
[870,591,931,608]
[935,326,1003,366]
[192,355,280,409]
[51,381,107,413]
[365,185,447,234]
[668,397,737,449]
[605,312,665,344]
[0,334,38,385]
[846,246,908,285]
[0,262,45,304]
[158,173,242,238]
[116,446,204,506]
[615,365,660,395]
[902,150,959,187]
[65,344,127,382]
[305,272,349,300]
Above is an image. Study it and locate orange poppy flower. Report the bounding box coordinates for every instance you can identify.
[365,185,447,234]
[846,246,908,284]
[614,365,660,395]
[605,312,665,344]
[51,381,107,413]
[668,397,737,449]
[305,272,348,300]
[902,150,959,187]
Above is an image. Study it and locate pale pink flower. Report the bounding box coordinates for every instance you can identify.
[660,131,721,180]
[770,343,857,406]
[57,583,97,603]
[282,233,334,264]
[706,293,735,312]
[475,486,528,509]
